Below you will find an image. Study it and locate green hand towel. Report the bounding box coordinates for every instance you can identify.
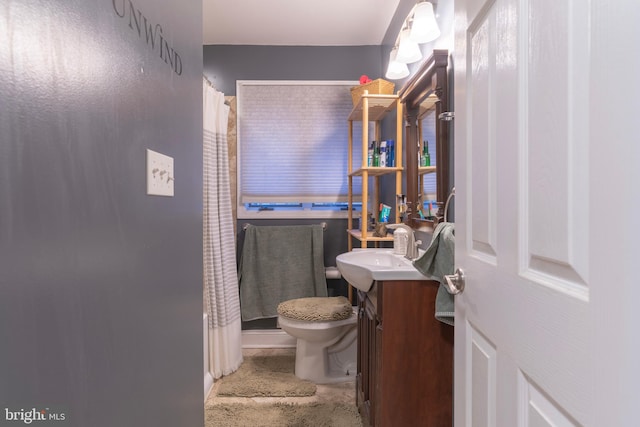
[412,222,455,326]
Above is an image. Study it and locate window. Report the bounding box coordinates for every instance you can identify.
[237,81,369,219]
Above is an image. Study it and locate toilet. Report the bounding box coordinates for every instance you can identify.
[277,296,357,384]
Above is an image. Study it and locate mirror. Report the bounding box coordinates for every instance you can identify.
[398,49,450,229]
[417,94,439,219]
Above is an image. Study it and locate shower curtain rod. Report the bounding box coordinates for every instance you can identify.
[242,222,327,231]
[203,74,216,89]
[203,75,230,106]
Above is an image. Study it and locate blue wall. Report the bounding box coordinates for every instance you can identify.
[0,1,204,425]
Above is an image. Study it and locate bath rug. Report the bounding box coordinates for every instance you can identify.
[216,355,316,397]
[205,402,362,427]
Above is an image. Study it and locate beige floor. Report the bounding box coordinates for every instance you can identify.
[206,348,357,406]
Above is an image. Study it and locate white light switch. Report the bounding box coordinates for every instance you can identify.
[146,149,174,196]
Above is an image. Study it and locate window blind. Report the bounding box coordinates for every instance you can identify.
[237,81,366,206]
[421,110,437,198]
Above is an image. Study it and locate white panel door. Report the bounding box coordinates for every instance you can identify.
[453,0,640,425]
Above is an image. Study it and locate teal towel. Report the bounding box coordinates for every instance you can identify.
[239,225,328,321]
[412,222,455,326]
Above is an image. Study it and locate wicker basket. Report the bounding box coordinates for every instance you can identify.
[350,79,395,106]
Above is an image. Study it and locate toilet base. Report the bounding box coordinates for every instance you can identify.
[294,326,357,384]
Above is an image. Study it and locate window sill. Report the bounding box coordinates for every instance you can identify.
[237,209,351,220]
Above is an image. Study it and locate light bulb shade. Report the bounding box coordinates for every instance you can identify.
[385,47,410,80]
[410,2,440,43]
[396,29,422,64]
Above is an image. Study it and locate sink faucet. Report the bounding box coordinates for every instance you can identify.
[387,223,422,260]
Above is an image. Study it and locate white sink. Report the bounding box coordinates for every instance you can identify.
[336,249,430,292]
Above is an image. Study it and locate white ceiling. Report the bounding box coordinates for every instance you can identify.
[202,0,401,46]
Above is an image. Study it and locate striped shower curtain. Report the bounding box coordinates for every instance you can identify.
[203,78,243,379]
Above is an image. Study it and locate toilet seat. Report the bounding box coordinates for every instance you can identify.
[277,296,352,322]
[278,309,357,330]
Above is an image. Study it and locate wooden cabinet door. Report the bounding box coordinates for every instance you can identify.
[356,290,378,426]
[356,292,366,408]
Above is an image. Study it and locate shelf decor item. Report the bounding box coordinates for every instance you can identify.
[350,78,395,106]
[373,222,388,238]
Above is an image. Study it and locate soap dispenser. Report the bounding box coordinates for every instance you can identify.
[392,226,409,255]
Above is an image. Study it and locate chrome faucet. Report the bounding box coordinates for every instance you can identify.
[387,223,422,260]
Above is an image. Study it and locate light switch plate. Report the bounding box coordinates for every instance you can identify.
[146,149,174,196]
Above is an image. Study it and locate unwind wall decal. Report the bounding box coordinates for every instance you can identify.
[112,0,183,76]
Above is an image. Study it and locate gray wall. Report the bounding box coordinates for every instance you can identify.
[0,1,203,426]
[203,45,384,96]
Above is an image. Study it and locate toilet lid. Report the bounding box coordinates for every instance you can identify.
[277,296,353,322]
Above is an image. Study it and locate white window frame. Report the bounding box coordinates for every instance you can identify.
[236,80,363,220]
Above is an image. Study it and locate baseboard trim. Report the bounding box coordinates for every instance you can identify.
[204,372,214,401]
[241,329,296,348]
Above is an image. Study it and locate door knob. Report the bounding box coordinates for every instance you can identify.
[443,268,465,295]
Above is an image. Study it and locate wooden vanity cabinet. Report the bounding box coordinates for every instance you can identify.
[356,280,453,426]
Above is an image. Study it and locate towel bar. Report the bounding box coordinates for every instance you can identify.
[444,187,455,222]
[242,222,327,231]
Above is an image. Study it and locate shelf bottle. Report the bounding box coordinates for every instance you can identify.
[422,140,431,167]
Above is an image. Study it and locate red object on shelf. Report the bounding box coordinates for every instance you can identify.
[359,75,372,84]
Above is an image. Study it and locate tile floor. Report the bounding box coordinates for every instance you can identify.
[206,348,357,406]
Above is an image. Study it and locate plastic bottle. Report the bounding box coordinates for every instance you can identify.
[372,141,380,167]
[368,141,374,166]
[379,140,387,167]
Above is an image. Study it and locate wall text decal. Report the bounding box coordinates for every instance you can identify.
[112,0,182,76]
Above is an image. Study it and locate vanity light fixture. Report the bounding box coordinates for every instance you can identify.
[396,28,422,64]
[385,1,441,80]
[385,46,410,80]
[410,1,440,43]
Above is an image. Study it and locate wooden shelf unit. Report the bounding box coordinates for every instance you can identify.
[346,92,403,250]
[346,229,394,243]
